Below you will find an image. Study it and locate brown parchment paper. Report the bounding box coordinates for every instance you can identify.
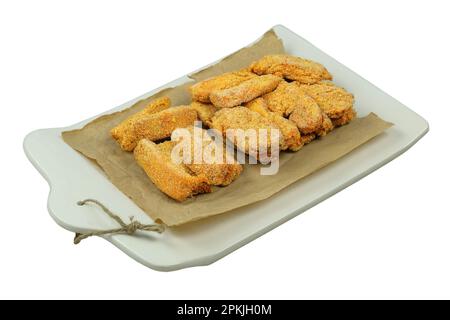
[62,29,393,226]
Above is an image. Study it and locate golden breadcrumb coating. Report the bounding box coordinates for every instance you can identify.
[262,81,308,116]
[300,133,317,145]
[286,94,324,134]
[211,107,284,156]
[112,105,198,151]
[177,126,243,186]
[187,158,242,186]
[331,108,357,127]
[133,96,171,116]
[209,75,282,108]
[250,54,332,84]
[134,139,211,202]
[266,113,303,151]
[189,69,257,103]
[244,97,271,117]
[245,98,302,151]
[316,112,334,137]
[296,81,354,119]
[190,101,218,127]
[111,96,171,148]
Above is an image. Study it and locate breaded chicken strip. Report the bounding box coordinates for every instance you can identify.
[211,107,283,157]
[316,112,334,137]
[300,133,317,145]
[209,75,282,108]
[287,95,324,135]
[189,69,257,103]
[262,81,305,116]
[331,108,357,127]
[111,96,171,149]
[112,105,197,151]
[245,98,302,151]
[245,97,271,117]
[296,81,354,119]
[134,139,211,202]
[250,54,332,84]
[263,81,323,134]
[173,126,243,186]
[190,101,218,127]
[266,113,303,151]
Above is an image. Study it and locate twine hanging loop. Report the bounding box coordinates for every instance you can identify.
[74,199,165,244]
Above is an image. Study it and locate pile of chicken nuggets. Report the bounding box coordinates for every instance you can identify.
[111,54,356,201]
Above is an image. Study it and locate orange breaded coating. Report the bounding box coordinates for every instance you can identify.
[250,54,332,84]
[190,101,218,127]
[266,113,303,151]
[316,112,334,137]
[262,81,304,116]
[189,69,257,103]
[209,75,282,108]
[245,98,302,151]
[288,95,323,135]
[111,96,171,147]
[134,139,211,202]
[296,81,354,119]
[175,126,243,186]
[211,107,284,156]
[332,108,356,127]
[187,155,243,186]
[245,97,271,117]
[300,133,316,145]
[262,81,324,134]
[288,101,323,135]
[112,105,197,151]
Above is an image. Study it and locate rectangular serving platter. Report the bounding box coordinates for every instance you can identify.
[24,25,428,271]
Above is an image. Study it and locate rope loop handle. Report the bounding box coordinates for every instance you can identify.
[74,199,165,244]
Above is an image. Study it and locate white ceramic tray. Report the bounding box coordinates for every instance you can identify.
[24,25,428,271]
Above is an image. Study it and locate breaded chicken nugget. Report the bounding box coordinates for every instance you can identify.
[110,96,171,146]
[211,107,283,156]
[112,105,197,151]
[190,101,218,127]
[331,108,357,127]
[245,98,302,151]
[209,75,282,108]
[134,139,211,202]
[174,126,243,186]
[250,54,332,84]
[296,81,354,119]
[189,69,257,103]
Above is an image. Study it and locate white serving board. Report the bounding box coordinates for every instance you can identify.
[24,25,428,271]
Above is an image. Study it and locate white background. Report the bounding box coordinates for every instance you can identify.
[1,0,449,299]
